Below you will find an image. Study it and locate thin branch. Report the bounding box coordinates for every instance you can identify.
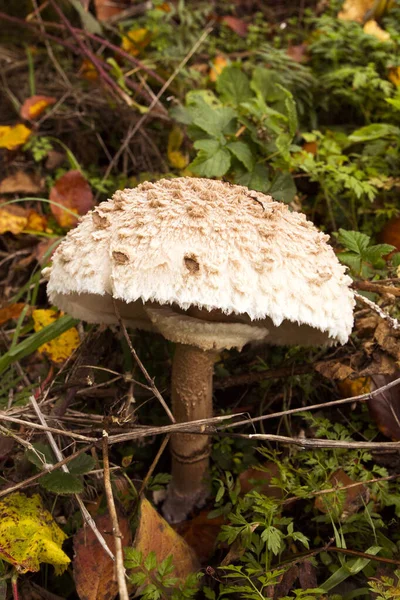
[139,435,170,497]
[354,291,400,330]
[353,280,400,297]
[0,412,96,441]
[112,299,176,424]
[232,432,400,450]
[102,431,129,600]
[29,395,114,561]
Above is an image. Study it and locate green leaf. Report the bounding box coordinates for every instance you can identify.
[250,67,284,103]
[349,123,400,143]
[337,229,371,255]
[41,471,84,494]
[26,443,56,470]
[144,551,157,572]
[226,141,255,171]
[68,0,102,34]
[337,252,362,274]
[363,244,395,265]
[69,453,96,475]
[235,164,270,192]
[216,66,252,105]
[321,546,382,592]
[189,96,237,137]
[391,252,400,268]
[190,143,231,177]
[275,132,292,160]
[261,526,282,555]
[269,172,296,203]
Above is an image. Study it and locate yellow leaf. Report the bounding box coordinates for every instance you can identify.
[363,19,391,41]
[338,0,374,21]
[0,493,70,574]
[0,124,32,150]
[121,28,151,56]
[79,59,98,81]
[33,309,80,362]
[0,208,28,234]
[26,211,48,232]
[209,55,228,82]
[338,377,371,398]
[389,66,400,86]
[167,126,189,170]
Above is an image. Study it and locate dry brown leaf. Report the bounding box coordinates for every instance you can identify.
[379,216,400,250]
[176,511,224,564]
[315,469,369,518]
[220,16,248,37]
[374,321,400,361]
[368,373,400,440]
[238,462,283,499]
[20,96,57,121]
[73,512,131,600]
[0,303,27,326]
[35,238,61,265]
[94,0,124,21]
[363,19,391,41]
[338,0,374,22]
[0,171,44,194]
[314,360,355,381]
[49,170,94,228]
[0,124,31,150]
[287,44,309,63]
[132,498,199,585]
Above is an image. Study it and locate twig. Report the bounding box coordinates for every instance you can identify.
[99,21,214,187]
[215,365,311,389]
[0,412,96,441]
[29,395,114,561]
[232,432,400,450]
[0,443,95,499]
[354,291,400,330]
[353,280,400,297]
[139,435,170,496]
[222,373,400,430]
[112,299,176,424]
[102,431,129,600]
[328,546,400,566]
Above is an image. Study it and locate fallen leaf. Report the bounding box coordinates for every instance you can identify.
[374,320,400,361]
[379,216,400,250]
[121,28,151,57]
[315,470,369,519]
[167,127,189,170]
[220,16,248,37]
[287,43,309,63]
[26,210,48,232]
[177,511,224,564]
[0,171,44,194]
[20,95,57,120]
[131,498,199,585]
[79,59,99,81]
[338,0,374,22]
[73,512,131,600]
[49,170,94,228]
[368,373,400,440]
[363,19,391,41]
[238,462,283,499]
[0,493,70,574]
[0,124,31,150]
[32,309,80,363]
[315,360,354,381]
[156,2,171,12]
[389,67,400,86]
[0,204,28,234]
[337,376,371,398]
[35,237,61,265]
[94,0,124,21]
[0,435,15,461]
[209,55,228,82]
[0,303,27,326]
[302,141,318,155]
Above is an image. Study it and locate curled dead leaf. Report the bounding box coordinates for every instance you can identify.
[0,303,27,326]
[49,170,94,228]
[314,360,354,381]
[20,95,57,120]
[0,171,44,194]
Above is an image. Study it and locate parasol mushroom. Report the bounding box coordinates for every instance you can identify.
[45,177,354,522]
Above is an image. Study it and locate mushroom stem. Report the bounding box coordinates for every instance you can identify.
[163,343,217,522]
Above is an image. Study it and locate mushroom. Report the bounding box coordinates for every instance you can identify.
[45,177,354,522]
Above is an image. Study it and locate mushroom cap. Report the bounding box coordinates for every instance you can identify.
[45,177,354,349]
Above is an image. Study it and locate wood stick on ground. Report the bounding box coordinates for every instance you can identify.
[139,435,170,497]
[354,290,400,330]
[102,431,129,600]
[353,280,400,297]
[29,395,114,561]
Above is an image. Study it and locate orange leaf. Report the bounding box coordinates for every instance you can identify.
[0,303,26,326]
[337,376,371,398]
[389,67,400,86]
[0,203,47,235]
[93,0,123,21]
[79,59,98,81]
[209,55,228,82]
[26,210,48,232]
[0,124,31,150]
[302,141,318,155]
[379,216,400,250]
[49,170,94,228]
[73,512,132,600]
[20,96,57,120]
[177,511,224,564]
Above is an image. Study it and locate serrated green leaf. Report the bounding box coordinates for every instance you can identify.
[391,253,400,268]
[337,229,371,254]
[261,526,282,555]
[362,244,395,265]
[191,104,237,137]
[269,172,296,203]
[226,141,254,171]
[190,146,231,177]
[41,471,83,494]
[235,164,270,192]
[129,571,147,586]
[216,66,252,105]
[250,67,283,103]
[68,453,96,475]
[349,123,400,143]
[144,551,157,572]
[26,443,56,470]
